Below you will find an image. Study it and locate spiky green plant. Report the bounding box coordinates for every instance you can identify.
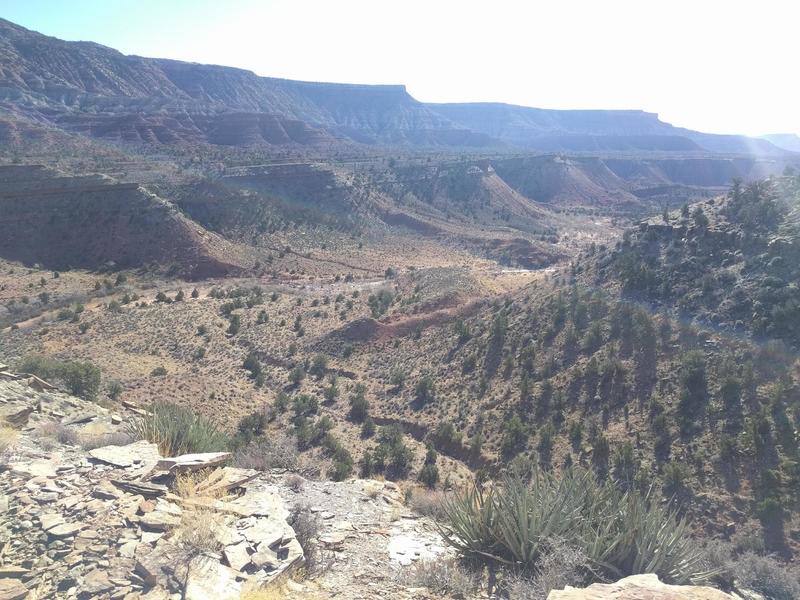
[126,401,228,457]
[437,468,716,585]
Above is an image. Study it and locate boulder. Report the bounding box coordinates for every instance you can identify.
[547,574,737,600]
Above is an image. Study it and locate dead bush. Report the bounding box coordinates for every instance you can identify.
[503,540,594,600]
[175,509,225,558]
[285,473,305,493]
[408,488,451,521]
[289,504,329,576]
[403,557,478,599]
[34,422,78,447]
[232,434,299,471]
[733,552,800,600]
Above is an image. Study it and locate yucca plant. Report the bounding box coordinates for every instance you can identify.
[438,467,715,585]
[126,400,229,457]
[438,483,502,562]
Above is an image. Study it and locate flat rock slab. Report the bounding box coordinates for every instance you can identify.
[39,513,65,531]
[89,440,160,468]
[387,530,449,566]
[228,490,288,520]
[184,555,242,600]
[0,579,28,600]
[154,452,230,473]
[547,574,737,600]
[240,518,290,549]
[0,566,29,578]
[111,479,167,498]
[223,541,251,572]
[48,522,84,539]
[140,511,181,531]
[9,457,60,478]
[79,569,114,596]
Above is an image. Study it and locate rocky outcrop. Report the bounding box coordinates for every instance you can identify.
[0,368,455,599]
[547,574,737,600]
[0,372,303,598]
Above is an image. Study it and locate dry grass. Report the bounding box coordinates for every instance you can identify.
[174,508,225,557]
[239,582,328,600]
[239,586,285,600]
[407,487,451,521]
[33,421,78,447]
[77,422,132,450]
[0,427,18,455]
[174,469,230,501]
[402,557,478,599]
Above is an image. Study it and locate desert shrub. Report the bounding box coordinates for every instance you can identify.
[389,367,407,389]
[373,425,414,479]
[18,355,101,401]
[418,446,440,488]
[431,421,461,453]
[288,365,306,385]
[663,462,690,496]
[292,394,318,419]
[348,385,370,422]
[289,504,326,574]
[734,552,800,599]
[415,374,436,405]
[328,445,354,481]
[677,351,707,427]
[368,288,394,317]
[438,468,714,585]
[403,558,477,599]
[500,414,528,458]
[360,417,376,438]
[409,489,451,521]
[150,366,167,377]
[107,380,123,401]
[127,401,228,456]
[503,540,592,599]
[227,314,241,335]
[232,433,299,471]
[234,409,267,446]
[310,353,329,376]
[34,422,79,447]
[79,428,132,450]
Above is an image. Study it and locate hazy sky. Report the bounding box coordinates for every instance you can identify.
[3,0,798,136]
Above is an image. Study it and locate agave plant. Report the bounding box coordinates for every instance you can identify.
[437,483,502,562]
[438,467,716,585]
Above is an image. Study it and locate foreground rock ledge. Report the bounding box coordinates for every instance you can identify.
[547,574,736,600]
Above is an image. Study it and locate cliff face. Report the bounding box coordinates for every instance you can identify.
[0,17,792,153]
[0,165,239,278]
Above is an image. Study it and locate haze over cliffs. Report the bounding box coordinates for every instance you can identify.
[0,17,794,154]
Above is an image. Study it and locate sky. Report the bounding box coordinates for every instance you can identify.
[2,0,798,136]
